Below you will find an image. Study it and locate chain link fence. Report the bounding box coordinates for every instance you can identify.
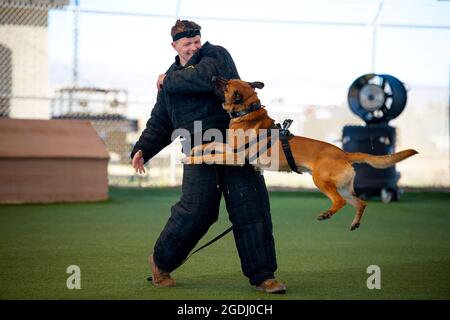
[0,0,180,187]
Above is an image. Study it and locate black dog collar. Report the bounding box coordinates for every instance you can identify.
[172,29,201,41]
[229,103,262,118]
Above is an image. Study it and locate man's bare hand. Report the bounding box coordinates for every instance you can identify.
[132,150,146,174]
[157,74,166,91]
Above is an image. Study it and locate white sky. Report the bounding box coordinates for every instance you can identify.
[48,0,450,118]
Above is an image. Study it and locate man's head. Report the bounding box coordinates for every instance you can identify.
[171,19,202,66]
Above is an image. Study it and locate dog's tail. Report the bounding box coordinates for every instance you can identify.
[347,149,418,169]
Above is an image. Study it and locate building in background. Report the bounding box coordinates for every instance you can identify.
[1,1,140,184]
[51,86,137,165]
[0,0,69,119]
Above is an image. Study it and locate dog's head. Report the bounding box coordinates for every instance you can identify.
[212,76,264,114]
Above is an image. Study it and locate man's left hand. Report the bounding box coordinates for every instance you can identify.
[157,74,166,91]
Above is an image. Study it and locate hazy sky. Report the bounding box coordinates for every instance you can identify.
[48,0,450,118]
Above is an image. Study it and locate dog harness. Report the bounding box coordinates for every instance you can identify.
[229,105,302,174]
[278,120,302,174]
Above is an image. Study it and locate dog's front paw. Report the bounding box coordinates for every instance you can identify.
[317,211,333,221]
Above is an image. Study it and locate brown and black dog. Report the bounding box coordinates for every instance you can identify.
[183,77,418,230]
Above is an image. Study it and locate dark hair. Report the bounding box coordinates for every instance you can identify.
[171,19,202,40]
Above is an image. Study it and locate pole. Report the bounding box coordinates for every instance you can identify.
[73,0,79,88]
[69,0,79,112]
[175,0,182,19]
[371,1,383,73]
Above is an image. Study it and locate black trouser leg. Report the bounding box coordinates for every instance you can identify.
[153,164,222,272]
[221,165,278,285]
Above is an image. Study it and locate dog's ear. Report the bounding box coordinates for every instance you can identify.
[212,76,228,101]
[247,81,264,89]
[212,76,228,88]
[233,91,243,104]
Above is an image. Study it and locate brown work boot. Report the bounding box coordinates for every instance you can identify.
[255,279,286,294]
[149,254,176,287]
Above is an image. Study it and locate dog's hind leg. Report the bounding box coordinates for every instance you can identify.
[338,175,367,231]
[313,174,346,221]
[347,194,366,231]
[339,170,367,231]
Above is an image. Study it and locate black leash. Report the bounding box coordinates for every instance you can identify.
[184,226,233,263]
[147,226,233,281]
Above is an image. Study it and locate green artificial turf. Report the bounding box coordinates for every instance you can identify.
[0,188,449,300]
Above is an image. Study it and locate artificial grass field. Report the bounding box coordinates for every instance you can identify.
[0,188,449,300]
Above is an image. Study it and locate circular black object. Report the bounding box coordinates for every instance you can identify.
[347,74,407,124]
[342,124,400,200]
